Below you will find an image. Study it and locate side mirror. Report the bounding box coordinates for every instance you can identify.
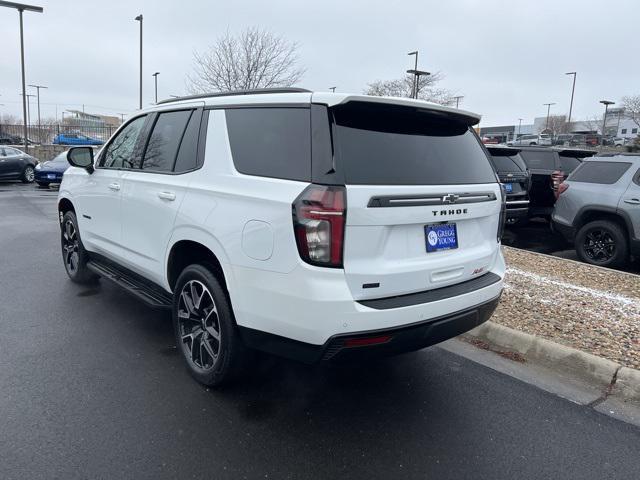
[67,147,94,173]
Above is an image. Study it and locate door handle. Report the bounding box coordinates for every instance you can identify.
[157,191,176,201]
[623,198,640,205]
[108,182,120,191]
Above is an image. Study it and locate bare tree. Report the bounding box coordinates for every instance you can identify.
[544,115,569,135]
[621,95,640,129]
[365,72,455,105]
[186,27,305,93]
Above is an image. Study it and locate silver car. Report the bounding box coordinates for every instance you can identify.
[552,154,640,267]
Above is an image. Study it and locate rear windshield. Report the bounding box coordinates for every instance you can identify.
[488,152,527,172]
[330,102,496,185]
[569,161,631,184]
[519,150,557,170]
[558,156,581,173]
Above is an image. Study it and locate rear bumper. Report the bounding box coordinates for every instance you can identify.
[551,218,575,242]
[239,295,501,363]
[34,171,63,183]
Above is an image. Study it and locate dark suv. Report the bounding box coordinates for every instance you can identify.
[486,146,530,223]
[518,146,594,219]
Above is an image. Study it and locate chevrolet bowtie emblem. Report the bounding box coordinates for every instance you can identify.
[442,194,459,204]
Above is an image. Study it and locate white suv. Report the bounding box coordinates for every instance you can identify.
[58,88,505,386]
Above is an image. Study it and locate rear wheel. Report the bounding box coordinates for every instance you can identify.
[21,165,35,183]
[60,211,97,284]
[173,264,247,387]
[575,220,628,268]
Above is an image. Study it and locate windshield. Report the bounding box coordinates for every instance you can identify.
[331,102,496,185]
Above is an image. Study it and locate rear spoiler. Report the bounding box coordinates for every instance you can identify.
[486,146,522,156]
[554,148,596,158]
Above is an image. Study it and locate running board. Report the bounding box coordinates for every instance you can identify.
[87,259,173,309]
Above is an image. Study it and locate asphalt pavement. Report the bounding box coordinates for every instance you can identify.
[1,182,639,480]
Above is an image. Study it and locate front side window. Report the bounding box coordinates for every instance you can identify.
[101,116,146,169]
[569,161,631,184]
[226,107,311,181]
[142,110,192,172]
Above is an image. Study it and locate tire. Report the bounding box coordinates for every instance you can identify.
[21,165,35,183]
[60,211,98,284]
[173,264,247,387]
[575,220,628,268]
[37,182,49,188]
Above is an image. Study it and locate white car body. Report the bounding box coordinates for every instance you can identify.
[58,90,504,360]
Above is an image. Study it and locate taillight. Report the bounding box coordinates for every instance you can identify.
[557,182,569,197]
[551,170,564,192]
[497,184,507,242]
[292,184,346,268]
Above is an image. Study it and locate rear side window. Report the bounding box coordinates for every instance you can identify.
[331,102,496,185]
[173,110,201,173]
[558,156,581,173]
[520,150,557,170]
[142,110,192,172]
[225,108,311,181]
[569,161,632,184]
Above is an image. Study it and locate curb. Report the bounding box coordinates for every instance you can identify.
[463,321,640,405]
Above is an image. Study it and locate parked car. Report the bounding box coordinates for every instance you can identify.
[486,146,530,224]
[53,133,103,145]
[481,136,500,144]
[34,151,70,187]
[553,134,587,147]
[518,146,595,219]
[552,154,640,267]
[58,88,506,386]
[0,146,37,183]
[509,134,552,146]
[0,132,22,145]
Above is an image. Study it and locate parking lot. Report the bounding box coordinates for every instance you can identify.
[1,182,639,480]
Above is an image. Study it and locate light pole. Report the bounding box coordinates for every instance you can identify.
[453,95,463,108]
[518,118,523,139]
[565,72,576,127]
[600,100,615,146]
[407,51,418,98]
[329,86,336,92]
[28,83,47,142]
[0,1,43,151]
[135,14,143,109]
[543,103,556,131]
[118,113,126,124]
[152,72,160,103]
[406,69,430,99]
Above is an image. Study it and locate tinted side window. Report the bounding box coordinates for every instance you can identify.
[101,116,146,168]
[569,161,631,184]
[520,150,557,170]
[173,110,201,173]
[225,108,311,181]
[142,110,192,172]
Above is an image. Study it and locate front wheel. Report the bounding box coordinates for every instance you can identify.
[575,220,628,268]
[173,264,247,387]
[60,211,98,284]
[21,165,35,183]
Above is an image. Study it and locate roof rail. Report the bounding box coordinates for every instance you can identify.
[157,87,311,105]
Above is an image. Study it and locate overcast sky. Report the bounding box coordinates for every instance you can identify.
[0,0,637,126]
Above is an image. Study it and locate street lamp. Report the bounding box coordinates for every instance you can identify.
[543,102,556,131]
[28,83,47,142]
[518,118,523,139]
[407,51,418,98]
[0,1,43,151]
[329,86,336,93]
[406,69,430,99]
[565,72,576,127]
[152,72,160,103]
[453,95,464,108]
[134,14,143,109]
[600,100,615,146]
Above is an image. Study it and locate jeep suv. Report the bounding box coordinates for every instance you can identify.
[58,88,505,386]
[552,154,640,267]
